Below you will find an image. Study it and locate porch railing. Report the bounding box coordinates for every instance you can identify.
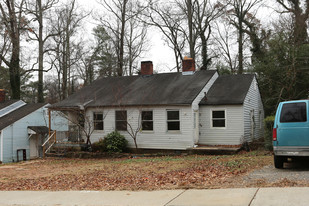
[42,130,56,157]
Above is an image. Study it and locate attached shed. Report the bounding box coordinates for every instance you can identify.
[199,74,264,146]
[28,126,50,159]
[0,103,68,163]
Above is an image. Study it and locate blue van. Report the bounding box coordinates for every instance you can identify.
[273,100,309,168]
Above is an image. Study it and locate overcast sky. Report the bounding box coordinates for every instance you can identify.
[70,0,278,73]
[74,0,175,73]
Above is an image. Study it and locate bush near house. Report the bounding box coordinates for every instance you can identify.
[92,138,105,153]
[264,116,275,150]
[102,131,128,153]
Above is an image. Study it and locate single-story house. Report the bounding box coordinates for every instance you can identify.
[0,93,68,163]
[49,58,264,150]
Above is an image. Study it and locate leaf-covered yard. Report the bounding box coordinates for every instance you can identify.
[0,151,273,191]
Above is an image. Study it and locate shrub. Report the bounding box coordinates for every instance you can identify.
[264,115,275,151]
[92,138,105,153]
[103,131,128,153]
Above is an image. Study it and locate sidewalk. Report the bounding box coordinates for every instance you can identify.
[0,187,308,206]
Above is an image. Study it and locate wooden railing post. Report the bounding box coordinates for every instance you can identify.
[43,146,46,158]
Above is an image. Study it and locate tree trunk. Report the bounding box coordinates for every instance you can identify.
[187,0,195,59]
[237,16,244,74]
[10,47,20,99]
[37,0,44,103]
[200,34,208,70]
[9,24,21,99]
[118,0,128,76]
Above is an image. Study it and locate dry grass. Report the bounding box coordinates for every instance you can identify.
[0,151,273,191]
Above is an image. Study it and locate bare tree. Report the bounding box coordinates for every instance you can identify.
[176,0,197,60]
[145,1,185,72]
[125,1,148,76]
[276,0,309,45]
[55,107,107,148]
[25,0,59,103]
[97,0,128,76]
[193,1,225,70]
[97,0,147,76]
[225,0,262,74]
[49,0,87,100]
[0,0,27,99]
[213,21,238,74]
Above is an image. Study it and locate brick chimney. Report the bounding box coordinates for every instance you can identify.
[0,89,5,103]
[182,57,195,74]
[141,61,153,76]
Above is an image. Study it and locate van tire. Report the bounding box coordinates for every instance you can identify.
[274,155,284,169]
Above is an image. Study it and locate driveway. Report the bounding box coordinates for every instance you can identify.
[240,158,309,187]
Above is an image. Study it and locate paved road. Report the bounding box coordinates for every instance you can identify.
[1,187,309,206]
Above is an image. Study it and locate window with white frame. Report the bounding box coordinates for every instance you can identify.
[167,110,180,131]
[212,110,225,128]
[115,110,127,131]
[142,111,153,131]
[93,112,104,130]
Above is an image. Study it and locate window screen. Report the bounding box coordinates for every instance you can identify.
[142,111,153,131]
[212,110,225,127]
[116,111,127,130]
[167,110,180,131]
[280,102,307,122]
[93,112,104,130]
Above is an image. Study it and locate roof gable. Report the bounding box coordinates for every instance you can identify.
[50,70,217,109]
[200,74,255,105]
[0,103,47,130]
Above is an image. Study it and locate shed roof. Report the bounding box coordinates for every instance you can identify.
[28,126,49,134]
[49,70,217,110]
[0,103,47,130]
[200,74,255,105]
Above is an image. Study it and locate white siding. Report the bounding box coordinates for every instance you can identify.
[191,71,218,143]
[0,106,68,163]
[192,72,219,111]
[243,77,264,142]
[199,105,244,145]
[86,106,194,150]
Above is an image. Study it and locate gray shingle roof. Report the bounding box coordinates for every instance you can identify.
[49,70,217,110]
[0,103,47,130]
[0,99,19,110]
[200,74,255,105]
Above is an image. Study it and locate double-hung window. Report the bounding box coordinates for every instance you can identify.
[93,112,104,130]
[142,111,153,131]
[115,110,127,131]
[167,110,180,131]
[212,110,225,128]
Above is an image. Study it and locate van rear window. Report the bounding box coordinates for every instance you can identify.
[280,102,307,122]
